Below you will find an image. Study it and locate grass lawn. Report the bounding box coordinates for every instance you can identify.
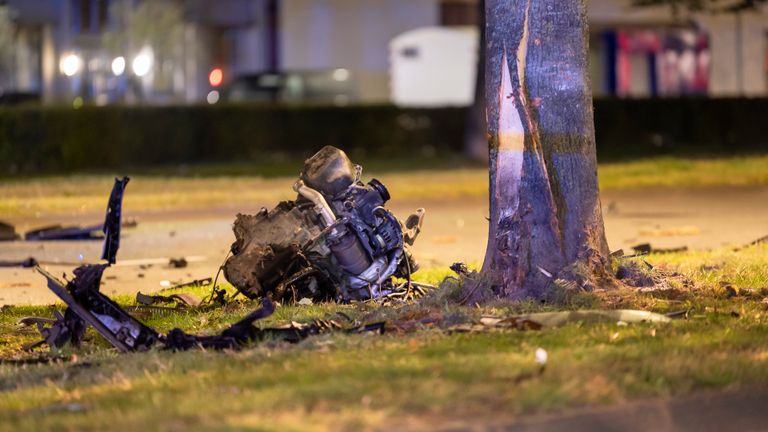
[1,155,767,219]
[0,154,766,429]
[1,242,767,430]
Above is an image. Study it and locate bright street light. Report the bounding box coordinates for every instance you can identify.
[111,56,126,76]
[60,54,82,77]
[208,67,223,87]
[132,50,152,77]
[206,90,220,104]
[332,68,350,82]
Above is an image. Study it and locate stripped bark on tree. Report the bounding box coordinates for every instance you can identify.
[471,0,611,301]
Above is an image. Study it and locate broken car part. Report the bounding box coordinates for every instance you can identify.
[29,177,157,352]
[223,146,425,302]
[37,265,159,352]
[102,176,129,264]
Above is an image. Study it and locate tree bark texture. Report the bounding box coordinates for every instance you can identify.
[478,0,610,299]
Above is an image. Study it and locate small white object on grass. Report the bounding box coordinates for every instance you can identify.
[535,347,548,365]
[159,280,171,288]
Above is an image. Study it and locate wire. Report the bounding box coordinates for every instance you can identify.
[205,250,232,305]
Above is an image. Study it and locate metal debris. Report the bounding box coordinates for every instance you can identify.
[223,146,425,302]
[37,265,160,352]
[166,277,212,291]
[135,292,202,308]
[370,281,436,306]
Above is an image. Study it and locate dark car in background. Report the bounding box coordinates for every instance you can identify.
[0,91,40,106]
[220,69,357,105]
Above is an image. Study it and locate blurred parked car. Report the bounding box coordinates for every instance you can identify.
[0,91,40,106]
[221,69,357,105]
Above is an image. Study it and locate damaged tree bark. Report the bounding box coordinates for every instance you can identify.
[473,0,611,300]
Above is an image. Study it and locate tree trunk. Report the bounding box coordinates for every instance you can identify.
[471,0,611,301]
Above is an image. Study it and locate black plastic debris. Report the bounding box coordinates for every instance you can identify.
[37,265,160,352]
[631,243,652,255]
[450,262,470,276]
[25,224,103,241]
[168,258,188,268]
[733,234,768,252]
[102,177,129,264]
[0,221,20,241]
[0,257,38,268]
[630,243,688,256]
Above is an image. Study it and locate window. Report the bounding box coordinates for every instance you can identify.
[440,1,480,27]
[72,0,110,33]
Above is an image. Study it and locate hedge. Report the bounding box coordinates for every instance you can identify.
[0,98,766,174]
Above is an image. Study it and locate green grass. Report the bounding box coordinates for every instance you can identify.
[598,156,768,189]
[1,155,766,219]
[0,244,767,430]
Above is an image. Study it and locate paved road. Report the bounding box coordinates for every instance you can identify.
[1,186,767,305]
[388,389,768,431]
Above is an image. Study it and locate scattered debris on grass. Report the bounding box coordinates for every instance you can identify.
[165,277,213,291]
[135,292,202,308]
[14,150,429,356]
[447,309,670,333]
[733,234,768,252]
[631,243,689,255]
[168,258,188,268]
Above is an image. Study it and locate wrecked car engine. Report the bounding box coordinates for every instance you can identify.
[224,146,425,302]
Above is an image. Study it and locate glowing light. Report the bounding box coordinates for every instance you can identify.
[60,54,82,77]
[208,68,223,87]
[332,68,350,82]
[132,50,152,77]
[72,97,84,109]
[111,56,126,76]
[206,90,220,104]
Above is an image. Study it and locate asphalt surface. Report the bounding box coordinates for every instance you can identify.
[1,186,767,306]
[505,389,768,432]
[390,389,768,431]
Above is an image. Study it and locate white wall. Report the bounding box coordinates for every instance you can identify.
[390,27,477,107]
[281,0,438,102]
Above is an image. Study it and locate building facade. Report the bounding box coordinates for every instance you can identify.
[283,0,768,101]
[1,0,766,104]
[1,0,277,104]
